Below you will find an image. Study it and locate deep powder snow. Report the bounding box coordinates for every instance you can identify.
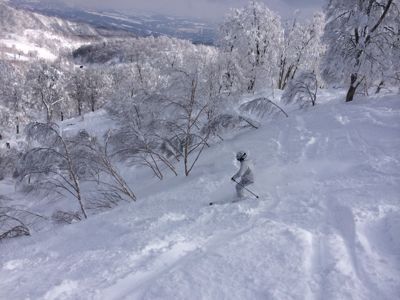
[0,92,399,300]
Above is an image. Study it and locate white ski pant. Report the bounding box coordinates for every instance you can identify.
[236,179,253,198]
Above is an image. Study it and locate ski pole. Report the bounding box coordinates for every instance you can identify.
[231,178,259,199]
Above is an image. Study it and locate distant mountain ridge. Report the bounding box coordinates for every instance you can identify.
[8,0,216,44]
[0,2,124,38]
[0,1,131,62]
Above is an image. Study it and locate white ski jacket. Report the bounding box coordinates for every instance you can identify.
[232,159,254,183]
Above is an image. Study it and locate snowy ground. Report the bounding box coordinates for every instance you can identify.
[0,30,88,62]
[0,91,399,299]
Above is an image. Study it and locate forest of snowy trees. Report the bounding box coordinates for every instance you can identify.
[0,0,399,240]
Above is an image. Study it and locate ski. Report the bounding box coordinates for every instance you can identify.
[209,197,254,206]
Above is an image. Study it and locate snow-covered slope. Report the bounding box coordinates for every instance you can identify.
[0,2,122,62]
[1,92,399,299]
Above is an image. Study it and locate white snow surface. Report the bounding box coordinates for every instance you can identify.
[0,31,86,62]
[1,91,400,299]
[1,36,57,60]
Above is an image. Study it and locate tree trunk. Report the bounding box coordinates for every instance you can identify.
[76,187,87,219]
[346,85,357,102]
[62,138,88,219]
[278,57,286,90]
[248,77,256,92]
[184,143,189,176]
[90,95,95,112]
[46,107,52,123]
[77,101,82,116]
[346,73,358,102]
[375,81,384,94]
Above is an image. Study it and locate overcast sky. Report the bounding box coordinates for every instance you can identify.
[65,0,325,20]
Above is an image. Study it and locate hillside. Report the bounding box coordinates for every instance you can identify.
[0,91,399,299]
[0,2,131,62]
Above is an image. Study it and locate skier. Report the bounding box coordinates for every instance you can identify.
[231,151,254,199]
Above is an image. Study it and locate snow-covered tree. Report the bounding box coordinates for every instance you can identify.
[322,0,400,102]
[20,122,88,219]
[106,37,237,177]
[0,61,27,134]
[71,130,137,206]
[218,1,283,92]
[107,93,177,180]
[67,66,112,117]
[19,123,136,218]
[0,145,24,180]
[0,195,45,241]
[84,67,111,112]
[282,71,318,108]
[67,68,86,116]
[25,61,66,122]
[165,70,211,177]
[105,39,177,179]
[160,45,238,176]
[387,13,400,92]
[278,12,325,90]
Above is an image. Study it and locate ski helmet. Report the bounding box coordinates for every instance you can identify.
[236,151,247,161]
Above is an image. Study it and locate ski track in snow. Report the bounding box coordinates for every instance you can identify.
[1,93,400,299]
